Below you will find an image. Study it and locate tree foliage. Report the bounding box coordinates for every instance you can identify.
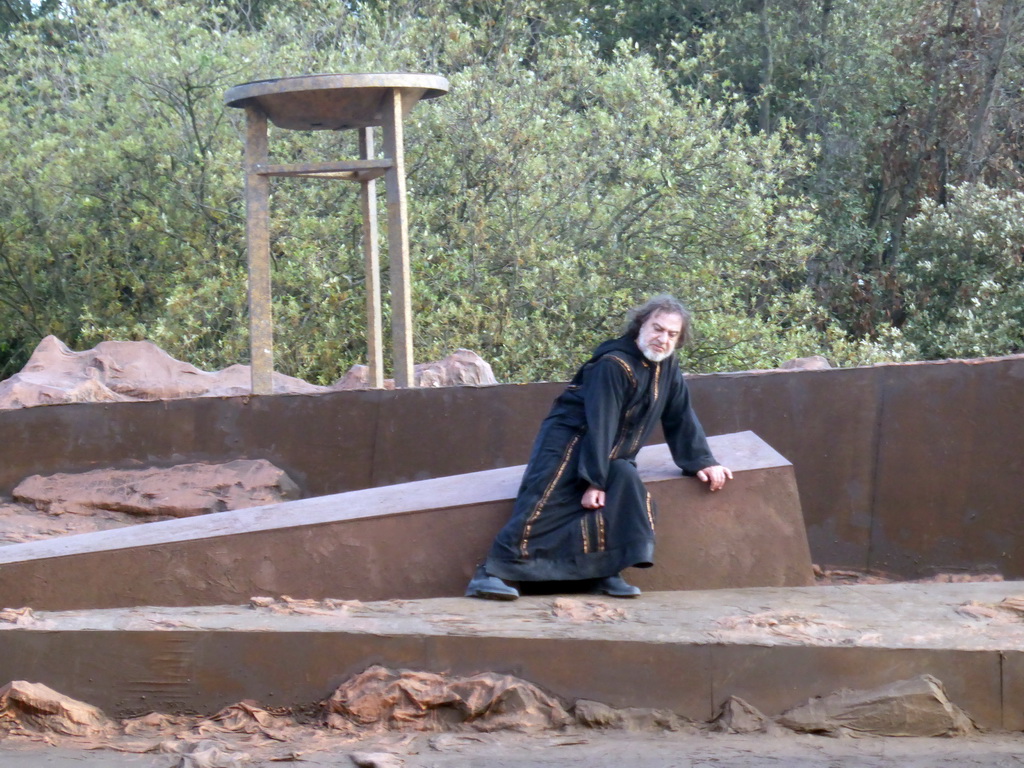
[0,0,61,36]
[582,0,1024,347]
[899,182,1024,359]
[0,0,1019,384]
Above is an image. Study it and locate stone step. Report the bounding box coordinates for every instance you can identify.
[0,582,1020,731]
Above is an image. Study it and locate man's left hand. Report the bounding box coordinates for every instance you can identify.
[697,465,733,492]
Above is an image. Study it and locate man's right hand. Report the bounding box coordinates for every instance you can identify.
[582,486,606,509]
[697,464,733,491]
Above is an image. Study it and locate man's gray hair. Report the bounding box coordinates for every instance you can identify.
[623,295,692,348]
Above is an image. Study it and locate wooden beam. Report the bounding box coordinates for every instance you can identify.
[256,159,393,178]
[382,89,414,388]
[244,106,274,395]
[360,127,385,388]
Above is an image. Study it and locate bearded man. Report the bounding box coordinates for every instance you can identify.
[466,295,732,601]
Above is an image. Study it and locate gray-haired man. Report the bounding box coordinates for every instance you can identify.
[467,295,731,600]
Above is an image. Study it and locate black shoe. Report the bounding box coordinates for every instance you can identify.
[465,565,520,600]
[592,573,641,598]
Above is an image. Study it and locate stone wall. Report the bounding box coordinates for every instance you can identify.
[0,355,1020,578]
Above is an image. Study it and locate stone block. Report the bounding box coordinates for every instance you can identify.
[710,644,1002,731]
[0,431,813,611]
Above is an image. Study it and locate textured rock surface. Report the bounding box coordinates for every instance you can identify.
[0,337,497,410]
[0,681,114,738]
[777,674,975,737]
[0,502,147,545]
[779,355,832,370]
[0,336,323,409]
[412,349,497,388]
[711,696,776,734]
[323,665,571,733]
[573,700,691,732]
[337,349,497,389]
[12,459,300,518]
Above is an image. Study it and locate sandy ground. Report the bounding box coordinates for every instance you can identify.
[3,729,1024,767]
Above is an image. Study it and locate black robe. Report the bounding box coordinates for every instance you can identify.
[485,335,717,582]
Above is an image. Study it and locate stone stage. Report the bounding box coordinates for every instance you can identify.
[1,581,1022,731]
[1,427,1017,734]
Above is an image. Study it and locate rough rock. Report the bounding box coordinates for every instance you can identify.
[350,752,406,768]
[0,680,115,737]
[336,349,497,389]
[0,502,160,545]
[323,665,571,733]
[777,675,975,737]
[780,355,832,371]
[121,705,317,761]
[0,336,326,410]
[412,349,497,387]
[0,336,498,409]
[573,699,690,732]
[333,365,383,389]
[159,738,251,768]
[710,696,776,734]
[12,459,300,518]
[195,700,299,740]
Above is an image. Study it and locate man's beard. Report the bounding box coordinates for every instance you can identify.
[637,337,674,363]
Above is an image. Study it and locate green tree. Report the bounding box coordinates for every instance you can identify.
[898,183,1024,359]
[1,0,62,35]
[24,0,1018,385]
[546,0,1023,356]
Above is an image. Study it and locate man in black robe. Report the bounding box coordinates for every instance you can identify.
[466,295,732,601]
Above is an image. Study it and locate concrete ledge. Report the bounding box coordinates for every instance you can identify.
[0,582,1020,730]
[0,431,813,610]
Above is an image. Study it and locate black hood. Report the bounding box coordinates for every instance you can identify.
[569,335,647,385]
[590,334,644,362]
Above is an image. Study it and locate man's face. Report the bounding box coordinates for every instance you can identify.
[637,310,684,363]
